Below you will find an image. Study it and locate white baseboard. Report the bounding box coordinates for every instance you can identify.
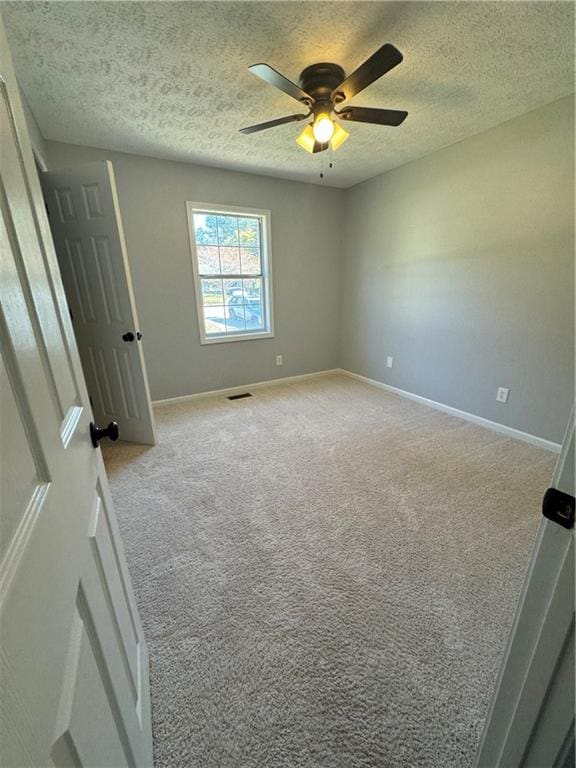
[152,369,340,407]
[153,366,561,453]
[338,368,561,454]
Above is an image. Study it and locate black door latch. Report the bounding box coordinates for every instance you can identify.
[542,487,575,530]
[90,421,119,447]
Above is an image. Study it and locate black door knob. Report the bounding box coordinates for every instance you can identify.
[122,332,135,342]
[90,421,119,447]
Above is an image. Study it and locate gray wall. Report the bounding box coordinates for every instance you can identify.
[44,96,574,442]
[340,96,574,443]
[45,141,345,400]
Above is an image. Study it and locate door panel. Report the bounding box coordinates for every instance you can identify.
[64,238,97,323]
[42,161,156,445]
[51,614,130,768]
[88,492,141,705]
[0,13,152,767]
[0,353,40,558]
[88,345,115,415]
[92,236,123,323]
[113,347,141,419]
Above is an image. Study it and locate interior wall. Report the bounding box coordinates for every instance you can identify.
[45,141,345,400]
[43,96,574,441]
[340,96,575,443]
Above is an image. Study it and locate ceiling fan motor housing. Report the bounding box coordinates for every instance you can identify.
[299,63,345,110]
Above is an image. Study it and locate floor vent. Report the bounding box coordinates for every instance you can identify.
[228,392,252,401]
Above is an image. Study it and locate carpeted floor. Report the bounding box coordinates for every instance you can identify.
[102,373,555,768]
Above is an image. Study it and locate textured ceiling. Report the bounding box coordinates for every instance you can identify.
[3,1,574,188]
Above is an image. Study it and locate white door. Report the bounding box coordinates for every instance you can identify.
[41,161,156,446]
[475,410,575,766]
[0,15,153,768]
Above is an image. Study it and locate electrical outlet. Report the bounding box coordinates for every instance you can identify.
[496,387,510,403]
[275,355,283,366]
[386,356,393,369]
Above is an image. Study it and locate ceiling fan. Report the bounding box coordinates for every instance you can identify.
[239,43,408,154]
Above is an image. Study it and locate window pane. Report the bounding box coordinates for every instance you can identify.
[242,277,262,303]
[245,304,264,330]
[223,279,244,305]
[238,218,259,247]
[191,207,270,340]
[194,213,219,245]
[197,245,220,274]
[217,215,239,246]
[219,246,241,274]
[203,305,227,336]
[201,279,224,305]
[240,247,261,275]
[243,278,264,330]
[226,303,246,333]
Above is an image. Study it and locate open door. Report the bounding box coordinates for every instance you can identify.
[475,409,575,766]
[0,13,152,767]
[41,160,156,445]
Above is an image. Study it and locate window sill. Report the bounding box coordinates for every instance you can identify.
[200,331,274,345]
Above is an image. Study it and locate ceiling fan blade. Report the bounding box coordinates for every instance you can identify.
[239,113,309,134]
[312,140,329,154]
[332,44,403,103]
[338,107,408,126]
[249,63,314,104]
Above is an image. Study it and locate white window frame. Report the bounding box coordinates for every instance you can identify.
[186,202,275,345]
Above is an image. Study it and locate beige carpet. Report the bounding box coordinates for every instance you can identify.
[102,373,555,768]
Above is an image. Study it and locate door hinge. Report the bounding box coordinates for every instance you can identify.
[542,487,575,530]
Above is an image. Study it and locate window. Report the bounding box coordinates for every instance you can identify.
[187,203,274,344]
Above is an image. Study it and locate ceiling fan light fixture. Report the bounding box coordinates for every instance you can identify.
[312,113,335,143]
[296,121,349,154]
[330,122,349,150]
[296,124,316,153]
[242,45,408,159]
